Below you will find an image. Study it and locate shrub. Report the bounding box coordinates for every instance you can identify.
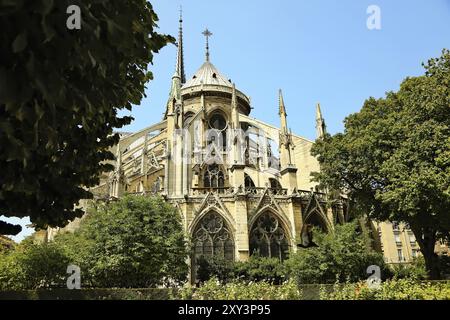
[180,278,302,300]
[0,195,189,290]
[195,254,286,285]
[0,240,70,290]
[55,195,189,288]
[286,221,388,284]
[196,256,235,284]
[320,279,450,300]
[388,257,428,280]
[234,254,286,284]
[0,288,175,300]
[438,255,450,279]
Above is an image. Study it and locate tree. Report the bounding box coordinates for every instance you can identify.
[286,221,386,284]
[0,1,173,234]
[234,254,286,284]
[196,256,235,284]
[55,195,189,288]
[0,239,70,290]
[0,196,188,289]
[311,49,450,279]
[389,256,427,280]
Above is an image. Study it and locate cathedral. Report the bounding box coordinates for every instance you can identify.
[99,15,344,280]
[45,14,441,280]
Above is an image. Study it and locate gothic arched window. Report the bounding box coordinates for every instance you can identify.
[203,164,225,188]
[193,212,234,279]
[244,174,255,189]
[244,173,256,193]
[305,211,328,232]
[269,178,282,190]
[208,112,227,148]
[183,111,195,127]
[250,212,290,261]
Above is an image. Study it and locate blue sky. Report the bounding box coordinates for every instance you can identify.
[125,0,450,138]
[4,0,449,242]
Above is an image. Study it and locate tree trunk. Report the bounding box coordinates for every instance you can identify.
[411,225,441,280]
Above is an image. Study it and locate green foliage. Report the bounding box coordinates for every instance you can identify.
[0,0,173,234]
[180,278,302,300]
[286,221,387,284]
[0,221,21,236]
[55,195,189,288]
[197,222,386,286]
[311,49,450,278]
[0,195,188,289]
[439,255,450,278]
[234,254,286,284]
[196,256,235,284]
[320,279,450,300]
[0,288,175,300]
[0,240,70,290]
[389,257,428,280]
[195,254,286,285]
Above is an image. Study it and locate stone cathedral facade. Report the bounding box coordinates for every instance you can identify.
[98,17,346,280]
[44,16,443,279]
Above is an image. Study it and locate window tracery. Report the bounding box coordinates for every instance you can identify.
[250,212,289,260]
[192,212,234,278]
[203,164,225,188]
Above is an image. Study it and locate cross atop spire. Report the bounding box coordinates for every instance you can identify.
[202,28,213,62]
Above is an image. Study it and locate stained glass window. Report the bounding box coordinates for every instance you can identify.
[250,212,289,261]
[193,212,234,271]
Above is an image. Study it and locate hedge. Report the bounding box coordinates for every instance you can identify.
[1,280,448,300]
[0,288,175,300]
[320,279,450,300]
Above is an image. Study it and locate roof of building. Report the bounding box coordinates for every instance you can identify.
[182,61,233,89]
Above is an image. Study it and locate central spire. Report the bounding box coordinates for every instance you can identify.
[176,7,186,84]
[202,28,213,62]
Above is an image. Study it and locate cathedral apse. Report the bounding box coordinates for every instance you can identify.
[49,13,348,282]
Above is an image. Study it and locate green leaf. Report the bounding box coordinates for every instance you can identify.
[12,31,27,53]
